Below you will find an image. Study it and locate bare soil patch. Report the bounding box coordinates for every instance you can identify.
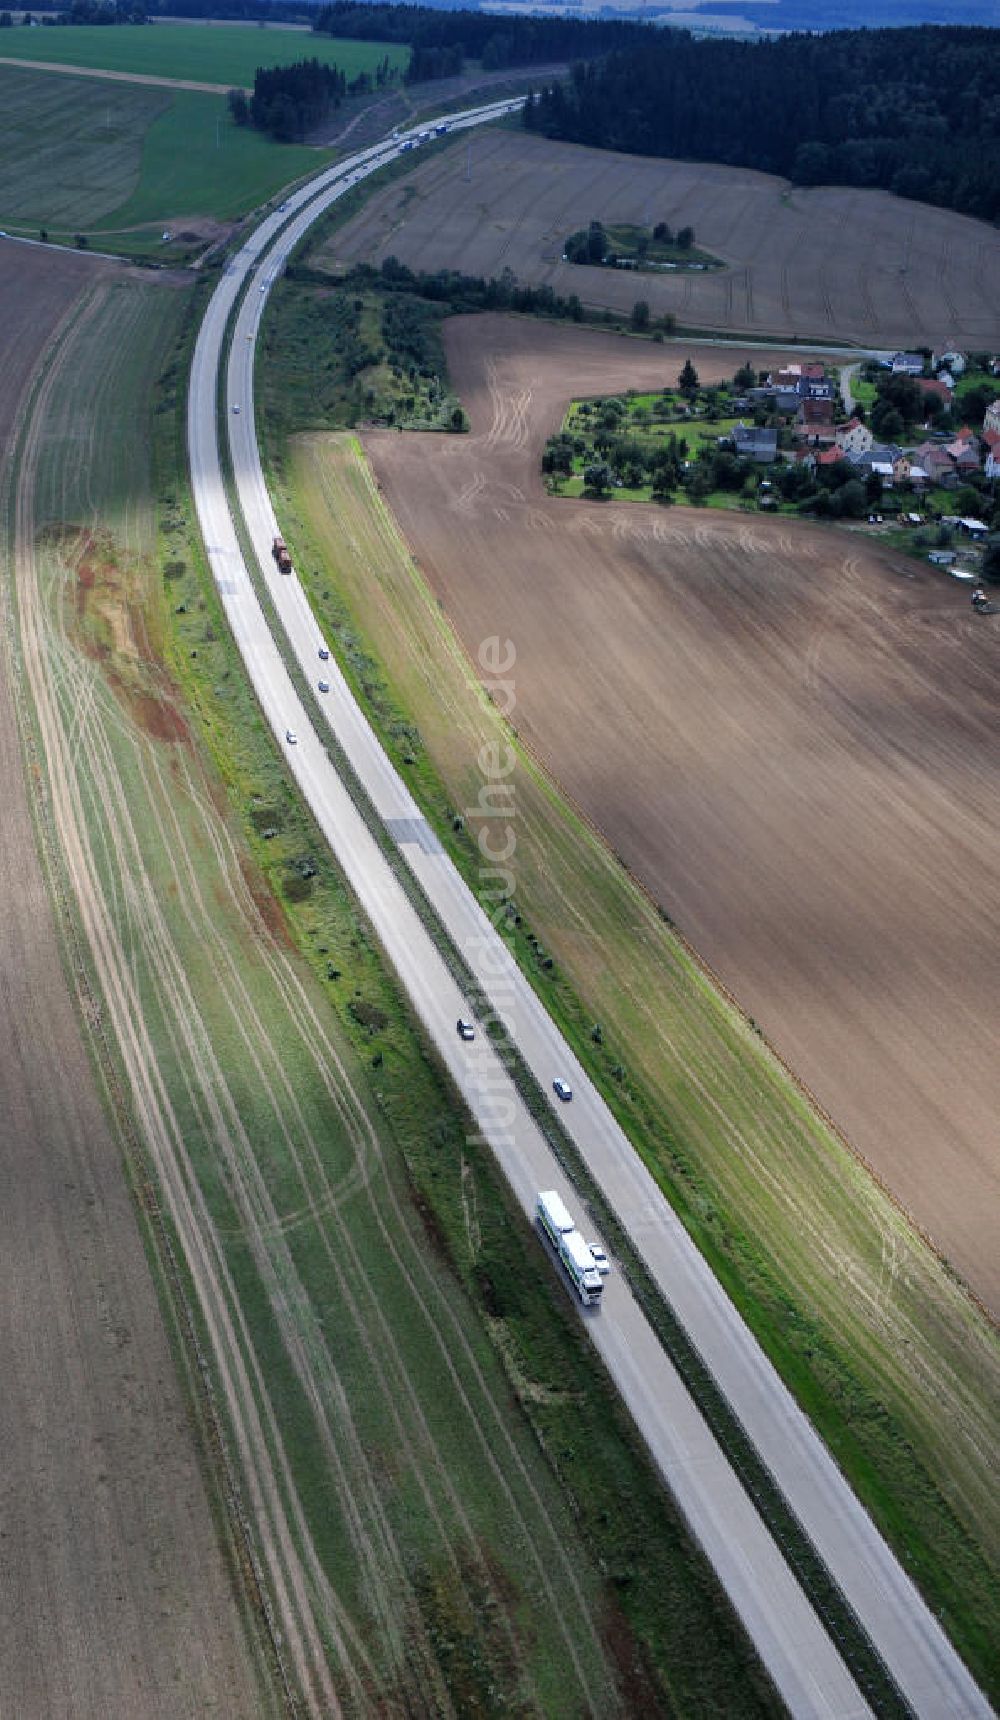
[0,249,262,1716]
[365,314,1000,1311]
[330,129,1000,350]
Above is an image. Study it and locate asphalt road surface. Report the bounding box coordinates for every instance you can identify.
[189,103,993,1720]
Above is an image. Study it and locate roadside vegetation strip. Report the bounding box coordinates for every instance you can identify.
[0,25,408,89]
[277,428,1000,1705]
[5,267,782,1715]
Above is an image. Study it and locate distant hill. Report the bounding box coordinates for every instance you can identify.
[684,0,1000,30]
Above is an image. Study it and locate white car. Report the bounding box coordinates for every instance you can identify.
[318,679,330,694]
[285,729,297,745]
[457,1019,475,1042]
[553,1079,572,1102]
[231,403,240,414]
[588,1243,610,1276]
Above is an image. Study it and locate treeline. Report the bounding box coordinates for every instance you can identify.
[229,55,394,141]
[31,0,316,16]
[15,0,148,20]
[312,3,644,77]
[526,25,1000,222]
[304,254,677,333]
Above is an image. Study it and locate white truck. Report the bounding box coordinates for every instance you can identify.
[536,1190,604,1307]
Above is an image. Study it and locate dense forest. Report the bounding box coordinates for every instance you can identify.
[227,54,394,139]
[312,3,644,72]
[526,26,1000,222]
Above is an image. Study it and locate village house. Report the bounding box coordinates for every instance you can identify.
[934,349,966,376]
[732,424,778,462]
[912,441,960,487]
[848,442,905,483]
[983,400,1000,436]
[835,417,873,457]
[794,398,836,444]
[889,351,925,375]
[916,377,952,411]
[944,428,981,472]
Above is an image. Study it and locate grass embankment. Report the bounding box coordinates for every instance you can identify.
[0,23,408,90]
[277,426,1000,1702]
[0,63,327,253]
[13,271,782,1712]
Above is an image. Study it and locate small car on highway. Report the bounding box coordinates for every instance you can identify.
[588,1243,610,1276]
[457,1019,475,1041]
[553,1079,572,1102]
[285,729,297,745]
[318,646,330,660]
[318,680,330,694]
[231,403,240,414]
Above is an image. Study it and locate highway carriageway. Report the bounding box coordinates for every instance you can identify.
[189,101,993,1720]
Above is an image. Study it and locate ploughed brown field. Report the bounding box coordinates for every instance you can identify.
[330,129,1000,351]
[0,242,261,1717]
[365,315,1000,1311]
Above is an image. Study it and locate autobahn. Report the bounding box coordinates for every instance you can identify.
[189,102,993,1720]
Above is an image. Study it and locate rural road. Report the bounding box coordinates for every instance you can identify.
[189,104,993,1720]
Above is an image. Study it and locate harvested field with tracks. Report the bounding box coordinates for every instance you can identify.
[365,314,1000,1312]
[329,129,1000,350]
[0,252,264,1716]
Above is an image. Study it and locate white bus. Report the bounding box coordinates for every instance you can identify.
[536,1191,604,1308]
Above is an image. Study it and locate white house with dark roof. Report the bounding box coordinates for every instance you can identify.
[835,417,873,457]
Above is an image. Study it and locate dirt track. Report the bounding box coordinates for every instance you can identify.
[366,315,1000,1311]
[0,54,235,92]
[0,251,262,1716]
[331,129,1000,350]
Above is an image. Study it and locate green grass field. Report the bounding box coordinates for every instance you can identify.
[0,22,408,88]
[0,63,327,243]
